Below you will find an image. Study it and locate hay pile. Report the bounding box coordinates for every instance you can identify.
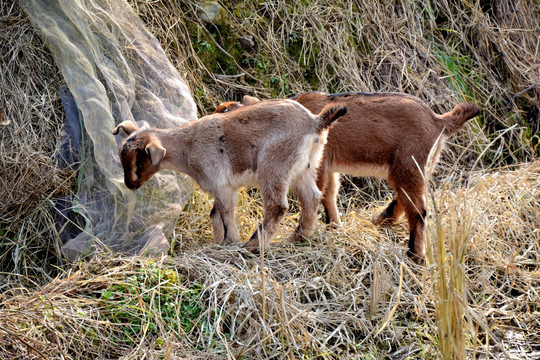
[0,0,539,358]
[0,1,70,279]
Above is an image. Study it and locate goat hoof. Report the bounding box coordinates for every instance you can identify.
[291,225,314,243]
[371,214,393,226]
[325,222,343,231]
[242,239,260,254]
[407,250,425,265]
[290,232,305,243]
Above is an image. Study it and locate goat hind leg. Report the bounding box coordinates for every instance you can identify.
[243,185,288,253]
[320,172,342,229]
[290,175,321,242]
[401,189,427,263]
[371,197,405,226]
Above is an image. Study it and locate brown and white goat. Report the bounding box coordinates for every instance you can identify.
[113,99,346,252]
[214,93,480,261]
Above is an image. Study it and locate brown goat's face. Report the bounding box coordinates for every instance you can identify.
[213,101,243,114]
[214,95,261,114]
[118,134,164,190]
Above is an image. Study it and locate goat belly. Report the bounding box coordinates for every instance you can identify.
[228,169,258,189]
[332,163,390,179]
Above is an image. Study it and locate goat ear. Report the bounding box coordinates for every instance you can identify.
[242,95,260,106]
[112,121,139,136]
[145,141,166,167]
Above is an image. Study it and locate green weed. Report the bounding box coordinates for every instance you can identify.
[97,260,205,342]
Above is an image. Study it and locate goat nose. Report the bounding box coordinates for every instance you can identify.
[124,177,136,190]
[127,180,142,190]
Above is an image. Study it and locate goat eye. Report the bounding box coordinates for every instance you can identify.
[223,108,228,113]
[137,163,144,169]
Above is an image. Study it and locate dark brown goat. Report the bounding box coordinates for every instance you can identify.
[214,92,480,261]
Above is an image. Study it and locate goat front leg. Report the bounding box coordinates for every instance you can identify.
[210,190,240,245]
[243,184,289,253]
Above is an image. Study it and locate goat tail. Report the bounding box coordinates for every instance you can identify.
[440,102,480,135]
[317,104,347,131]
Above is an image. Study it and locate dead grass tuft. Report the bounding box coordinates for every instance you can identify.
[0,1,72,281]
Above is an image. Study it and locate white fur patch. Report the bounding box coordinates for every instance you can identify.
[290,132,325,182]
[228,169,258,189]
[425,134,448,179]
[289,132,325,201]
[293,170,321,200]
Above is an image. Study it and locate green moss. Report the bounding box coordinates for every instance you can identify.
[230,2,252,18]
[187,17,246,80]
[270,74,292,96]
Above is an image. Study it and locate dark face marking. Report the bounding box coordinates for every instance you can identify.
[118,134,159,190]
[135,149,149,177]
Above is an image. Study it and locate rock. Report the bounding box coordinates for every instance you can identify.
[199,2,226,25]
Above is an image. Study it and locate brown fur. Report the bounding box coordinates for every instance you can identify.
[213,92,480,262]
[113,99,346,252]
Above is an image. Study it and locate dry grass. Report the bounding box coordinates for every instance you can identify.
[0,1,71,281]
[1,161,538,359]
[133,0,538,162]
[1,0,539,358]
[0,1,70,219]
